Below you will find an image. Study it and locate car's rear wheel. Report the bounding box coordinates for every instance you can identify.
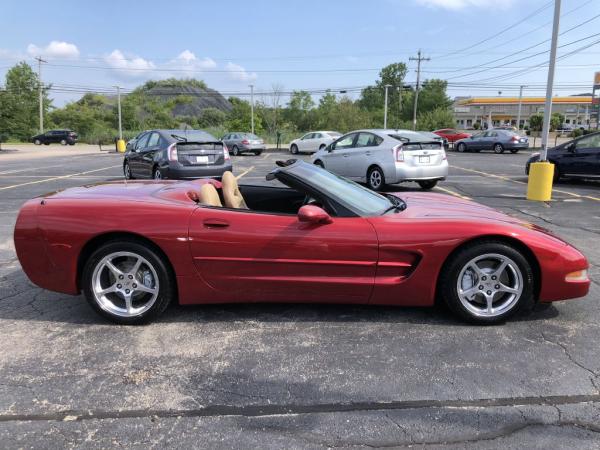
[510,149,519,154]
[457,143,466,153]
[290,144,299,155]
[232,145,240,156]
[254,150,262,156]
[493,143,504,154]
[418,180,438,190]
[553,165,561,182]
[34,139,41,145]
[439,241,534,324]
[153,167,162,180]
[82,241,174,324]
[124,162,134,179]
[314,160,324,168]
[60,139,67,145]
[367,166,385,191]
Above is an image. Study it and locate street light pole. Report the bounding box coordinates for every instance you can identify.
[516,85,525,131]
[249,84,255,134]
[114,86,123,140]
[35,56,47,134]
[383,84,391,129]
[541,0,561,161]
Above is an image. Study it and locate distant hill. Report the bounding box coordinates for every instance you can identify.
[135,79,232,116]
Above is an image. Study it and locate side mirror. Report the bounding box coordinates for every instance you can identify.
[566,142,576,152]
[298,205,332,225]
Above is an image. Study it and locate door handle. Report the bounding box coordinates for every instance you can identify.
[203,219,229,229]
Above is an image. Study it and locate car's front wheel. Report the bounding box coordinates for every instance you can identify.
[457,143,467,153]
[290,144,299,155]
[418,180,438,190]
[493,143,504,154]
[439,241,534,324]
[153,167,162,180]
[367,166,385,191]
[124,161,134,179]
[81,241,174,324]
[60,139,67,145]
[34,139,41,145]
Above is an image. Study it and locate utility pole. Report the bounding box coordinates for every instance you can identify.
[516,85,525,131]
[383,84,391,129]
[35,56,47,134]
[541,0,561,161]
[409,50,430,131]
[249,84,255,134]
[114,86,123,140]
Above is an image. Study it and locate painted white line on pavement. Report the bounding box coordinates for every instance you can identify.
[0,165,121,191]
[236,166,255,180]
[435,186,471,200]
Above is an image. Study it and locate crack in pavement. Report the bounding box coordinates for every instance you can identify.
[540,331,600,393]
[2,394,600,423]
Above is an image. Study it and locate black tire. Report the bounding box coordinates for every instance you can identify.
[314,160,324,168]
[153,167,162,180]
[44,142,50,145]
[254,151,262,156]
[438,241,534,324]
[457,143,467,153]
[510,149,519,154]
[553,165,561,183]
[290,144,299,155]
[367,166,385,191]
[493,143,504,154]
[81,240,174,324]
[34,139,41,145]
[232,145,240,156]
[124,161,134,179]
[69,142,75,146]
[418,180,438,190]
[319,144,326,151]
[60,139,67,145]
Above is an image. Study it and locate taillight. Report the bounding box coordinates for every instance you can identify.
[393,144,404,162]
[168,143,178,161]
[241,139,249,145]
[511,136,520,143]
[223,145,230,160]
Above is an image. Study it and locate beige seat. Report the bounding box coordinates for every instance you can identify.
[221,171,248,209]
[198,183,222,207]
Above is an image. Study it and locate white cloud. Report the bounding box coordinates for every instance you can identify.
[225,62,257,82]
[415,0,514,10]
[103,49,155,78]
[173,50,216,69]
[27,41,80,59]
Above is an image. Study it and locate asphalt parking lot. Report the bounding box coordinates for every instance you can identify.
[0,144,599,448]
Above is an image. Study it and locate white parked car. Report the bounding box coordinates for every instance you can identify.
[289,131,341,154]
[311,129,448,191]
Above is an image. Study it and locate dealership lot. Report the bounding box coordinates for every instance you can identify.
[0,145,599,447]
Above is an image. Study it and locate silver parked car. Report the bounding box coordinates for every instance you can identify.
[311,129,448,191]
[222,132,266,156]
[455,130,529,154]
[289,131,341,154]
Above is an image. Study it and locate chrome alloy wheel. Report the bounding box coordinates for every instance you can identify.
[456,253,523,318]
[369,170,382,189]
[91,251,159,317]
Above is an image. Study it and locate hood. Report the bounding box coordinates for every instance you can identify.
[391,191,553,233]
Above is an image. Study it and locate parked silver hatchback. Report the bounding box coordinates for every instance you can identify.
[311,129,448,191]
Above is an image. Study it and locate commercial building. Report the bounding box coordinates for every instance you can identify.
[453,95,593,129]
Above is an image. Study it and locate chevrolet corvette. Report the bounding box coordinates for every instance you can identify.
[14,160,590,324]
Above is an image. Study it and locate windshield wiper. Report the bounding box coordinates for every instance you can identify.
[382,193,407,214]
[171,134,187,142]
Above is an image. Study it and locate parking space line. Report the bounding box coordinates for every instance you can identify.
[261,153,270,160]
[0,165,121,191]
[451,165,600,202]
[435,186,471,200]
[236,166,255,180]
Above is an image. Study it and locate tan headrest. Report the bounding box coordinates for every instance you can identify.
[198,183,222,207]
[222,171,248,209]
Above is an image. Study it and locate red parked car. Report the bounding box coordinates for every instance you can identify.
[433,128,472,143]
[14,161,589,325]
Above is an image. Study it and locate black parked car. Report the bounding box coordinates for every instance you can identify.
[123,129,232,180]
[526,132,600,181]
[32,129,78,146]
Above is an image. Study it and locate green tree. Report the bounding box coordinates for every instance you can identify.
[529,113,543,132]
[551,112,565,131]
[198,107,227,127]
[0,62,51,140]
[417,107,455,131]
[226,97,263,133]
[284,90,315,131]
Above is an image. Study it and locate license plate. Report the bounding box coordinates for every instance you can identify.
[195,156,209,164]
[419,156,430,164]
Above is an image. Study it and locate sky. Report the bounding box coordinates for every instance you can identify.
[1,0,599,106]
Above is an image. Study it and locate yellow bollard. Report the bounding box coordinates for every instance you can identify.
[526,161,554,201]
[116,139,126,153]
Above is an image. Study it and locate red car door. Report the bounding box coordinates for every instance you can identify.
[188,207,378,303]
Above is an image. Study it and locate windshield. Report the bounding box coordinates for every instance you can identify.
[327,132,342,138]
[169,130,217,142]
[283,162,394,216]
[242,133,260,139]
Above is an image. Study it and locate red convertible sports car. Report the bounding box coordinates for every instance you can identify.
[14,160,590,325]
